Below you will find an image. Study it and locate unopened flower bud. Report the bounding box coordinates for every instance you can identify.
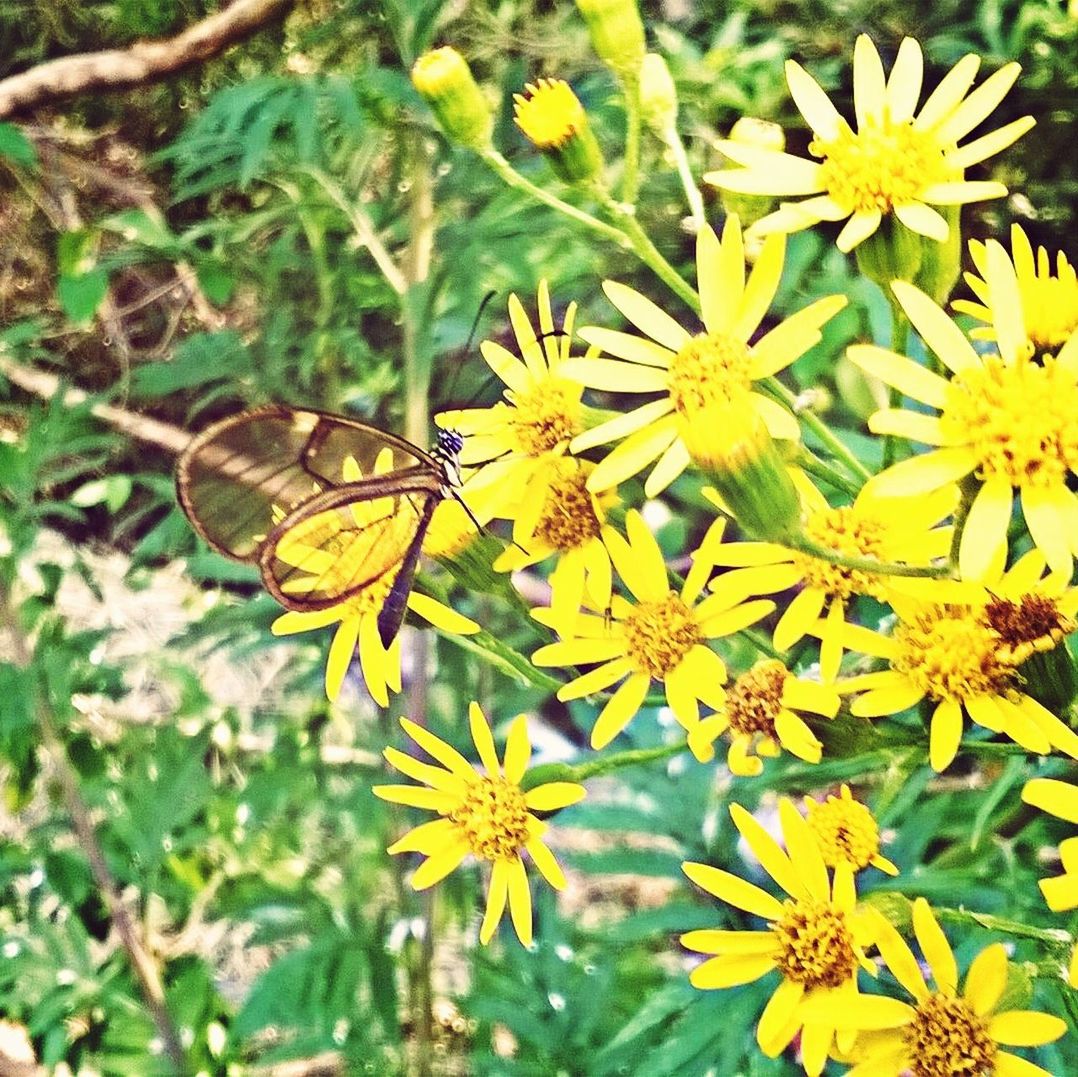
[575,0,646,80]
[640,53,678,133]
[412,47,493,150]
[514,79,604,185]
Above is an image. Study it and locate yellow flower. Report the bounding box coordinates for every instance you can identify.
[682,800,879,1076]
[1022,777,1078,912]
[836,598,1078,772]
[814,898,1066,1076]
[686,659,840,775]
[562,215,847,496]
[954,224,1078,356]
[269,450,479,706]
[706,35,1034,252]
[512,79,603,184]
[438,282,587,516]
[849,276,1078,578]
[492,455,620,631]
[532,510,775,748]
[705,476,956,680]
[373,703,585,946]
[804,784,898,876]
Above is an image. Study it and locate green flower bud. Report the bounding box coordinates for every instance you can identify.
[412,47,493,150]
[639,53,677,133]
[575,0,646,80]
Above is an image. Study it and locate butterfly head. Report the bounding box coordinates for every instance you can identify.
[433,427,465,489]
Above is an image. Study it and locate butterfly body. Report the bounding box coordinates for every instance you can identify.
[176,405,464,645]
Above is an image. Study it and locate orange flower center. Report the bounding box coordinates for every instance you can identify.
[772,899,857,988]
[984,593,1075,664]
[902,993,997,1077]
[667,332,754,419]
[509,377,582,455]
[534,464,603,551]
[622,591,702,678]
[807,795,882,871]
[450,777,530,861]
[795,504,890,601]
[725,660,786,738]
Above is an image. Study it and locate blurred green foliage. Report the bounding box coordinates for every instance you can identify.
[0,0,1075,1073]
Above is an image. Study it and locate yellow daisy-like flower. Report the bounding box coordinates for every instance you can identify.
[705,476,956,680]
[562,215,847,496]
[1022,777,1078,912]
[686,659,840,775]
[270,451,479,706]
[532,510,775,748]
[817,897,1066,1076]
[804,784,898,876]
[835,598,1078,772]
[849,272,1078,578]
[682,800,879,1076]
[706,35,1034,252]
[437,281,587,516]
[954,224,1078,356]
[492,455,620,630]
[513,78,586,150]
[373,704,585,946]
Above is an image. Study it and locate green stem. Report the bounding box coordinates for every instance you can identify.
[949,474,979,568]
[932,906,1073,948]
[522,742,687,790]
[620,72,642,206]
[763,377,872,484]
[439,626,563,692]
[787,537,954,580]
[665,124,705,227]
[792,445,864,499]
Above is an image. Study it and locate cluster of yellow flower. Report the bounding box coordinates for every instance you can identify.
[272,2,1078,1071]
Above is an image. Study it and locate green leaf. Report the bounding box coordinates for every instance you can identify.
[0,122,36,167]
[57,268,109,324]
[194,258,235,304]
[70,475,133,512]
[99,208,177,250]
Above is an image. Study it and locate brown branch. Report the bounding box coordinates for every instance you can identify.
[0,0,295,119]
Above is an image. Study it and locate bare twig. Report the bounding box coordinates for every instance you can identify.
[0,0,295,119]
[0,587,189,1074]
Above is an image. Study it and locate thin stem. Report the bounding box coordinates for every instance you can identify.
[0,588,188,1074]
[763,377,873,484]
[949,474,979,568]
[787,537,954,580]
[792,445,863,499]
[522,742,686,790]
[664,124,705,228]
[619,73,642,207]
[932,905,1073,948]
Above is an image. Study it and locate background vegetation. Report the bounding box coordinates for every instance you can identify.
[0,1,1075,1073]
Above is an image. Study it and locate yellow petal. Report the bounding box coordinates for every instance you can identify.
[526,835,567,890]
[382,747,461,791]
[837,210,882,252]
[928,698,964,772]
[372,784,458,811]
[849,341,951,408]
[1023,778,1078,825]
[885,37,923,124]
[502,714,531,784]
[894,201,949,242]
[585,415,679,493]
[326,615,360,702]
[915,53,980,129]
[912,897,957,994]
[469,701,500,775]
[689,952,778,989]
[410,840,470,889]
[480,338,531,393]
[525,782,587,812]
[506,855,533,946]
[557,357,670,393]
[866,448,973,498]
[730,802,804,899]
[602,280,691,351]
[407,591,479,635]
[570,397,675,454]
[680,928,777,955]
[682,861,785,920]
[386,817,456,855]
[936,62,1020,143]
[591,672,650,748]
[756,978,804,1056]
[751,295,848,378]
[959,477,1013,579]
[988,1010,1067,1048]
[785,59,843,140]
[479,859,509,944]
[553,657,633,701]
[576,326,673,367]
[734,232,786,342]
[963,942,1008,1015]
[535,638,625,667]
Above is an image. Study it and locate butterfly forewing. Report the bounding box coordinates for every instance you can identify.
[176,405,438,561]
[259,479,441,613]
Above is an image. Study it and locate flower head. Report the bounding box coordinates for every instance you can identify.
[682,800,879,1076]
[513,79,603,183]
[373,704,585,946]
[804,784,898,876]
[706,35,1034,252]
[269,449,478,705]
[492,455,620,630]
[563,216,846,496]
[1022,777,1078,912]
[836,598,1078,771]
[954,224,1078,356]
[532,511,774,748]
[816,898,1066,1075]
[849,275,1078,578]
[438,282,587,516]
[411,47,493,150]
[686,659,840,775]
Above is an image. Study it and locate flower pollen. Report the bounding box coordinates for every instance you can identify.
[509,378,582,455]
[450,777,531,862]
[726,660,786,738]
[772,898,857,988]
[623,592,702,678]
[667,332,754,419]
[812,116,949,215]
[534,466,603,551]
[902,993,997,1077]
[940,355,1078,488]
[807,793,883,872]
[893,606,1013,702]
[984,594,1075,663]
[795,505,889,600]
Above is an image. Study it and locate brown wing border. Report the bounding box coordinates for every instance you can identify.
[175,404,441,561]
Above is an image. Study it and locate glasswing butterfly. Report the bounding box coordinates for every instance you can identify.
[175,404,467,647]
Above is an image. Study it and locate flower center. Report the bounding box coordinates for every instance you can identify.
[1023,263,1078,352]
[794,505,889,601]
[513,78,585,149]
[508,377,582,455]
[983,593,1075,664]
[940,355,1078,488]
[667,332,755,420]
[902,993,997,1077]
[811,116,950,215]
[772,898,857,988]
[892,606,1014,702]
[725,660,786,738]
[622,591,702,679]
[534,464,603,551]
[807,796,882,872]
[449,777,531,861]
